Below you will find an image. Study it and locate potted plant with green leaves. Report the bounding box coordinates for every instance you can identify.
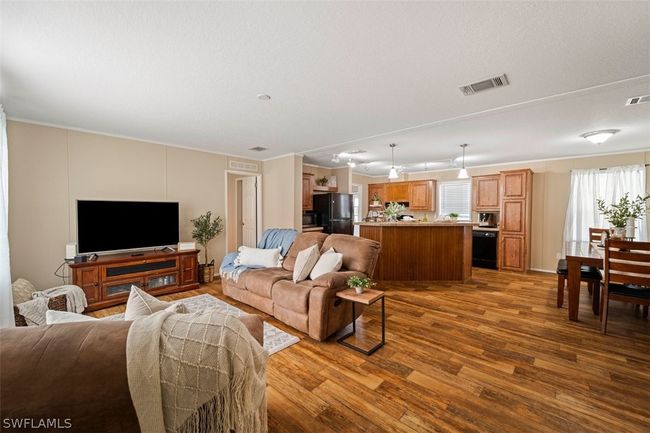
[448,212,459,222]
[371,192,382,206]
[347,275,375,295]
[316,176,329,187]
[597,193,650,239]
[384,201,406,222]
[191,211,224,283]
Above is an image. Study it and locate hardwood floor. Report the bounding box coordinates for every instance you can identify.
[90,268,650,433]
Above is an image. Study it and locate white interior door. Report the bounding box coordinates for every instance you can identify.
[241,176,257,247]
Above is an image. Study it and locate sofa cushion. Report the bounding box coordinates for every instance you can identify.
[310,248,343,280]
[46,310,98,324]
[237,246,282,268]
[321,234,380,275]
[272,279,313,314]
[293,245,320,283]
[124,285,188,320]
[283,232,329,271]
[240,267,292,299]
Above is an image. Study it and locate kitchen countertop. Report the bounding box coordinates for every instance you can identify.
[473,227,500,232]
[354,221,477,227]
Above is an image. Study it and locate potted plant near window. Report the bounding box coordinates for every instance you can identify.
[448,212,459,222]
[191,211,224,283]
[347,275,376,295]
[597,194,649,239]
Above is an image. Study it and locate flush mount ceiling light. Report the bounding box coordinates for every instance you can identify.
[388,143,399,180]
[347,158,356,168]
[457,144,469,179]
[580,129,620,145]
[256,94,271,101]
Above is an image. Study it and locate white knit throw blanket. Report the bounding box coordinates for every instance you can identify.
[126,309,268,433]
[32,285,88,313]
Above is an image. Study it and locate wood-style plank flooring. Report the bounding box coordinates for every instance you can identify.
[91,269,650,433]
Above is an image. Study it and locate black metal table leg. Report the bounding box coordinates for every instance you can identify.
[336,296,385,356]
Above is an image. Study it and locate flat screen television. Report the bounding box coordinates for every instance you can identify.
[77,200,179,254]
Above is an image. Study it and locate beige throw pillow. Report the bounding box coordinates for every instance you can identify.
[124,285,188,320]
[310,247,343,280]
[12,278,37,304]
[292,245,320,283]
[46,310,98,325]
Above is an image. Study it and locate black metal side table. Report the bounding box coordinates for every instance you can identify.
[336,288,385,355]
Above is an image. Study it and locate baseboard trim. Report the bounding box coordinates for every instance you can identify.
[530,267,555,274]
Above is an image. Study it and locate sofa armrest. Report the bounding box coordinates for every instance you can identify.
[307,271,366,340]
[309,270,366,290]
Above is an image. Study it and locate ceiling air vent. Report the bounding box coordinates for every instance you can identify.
[248,146,268,152]
[229,160,259,172]
[459,74,509,96]
[626,95,650,106]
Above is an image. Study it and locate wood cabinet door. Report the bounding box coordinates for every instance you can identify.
[473,175,500,210]
[501,170,528,199]
[180,254,197,285]
[501,200,526,234]
[409,181,433,210]
[75,266,100,303]
[500,235,525,271]
[368,184,385,207]
[385,182,410,202]
[302,174,314,211]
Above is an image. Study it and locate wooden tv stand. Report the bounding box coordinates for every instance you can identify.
[69,249,200,311]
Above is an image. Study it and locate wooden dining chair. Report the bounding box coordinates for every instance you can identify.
[589,227,609,243]
[601,239,650,334]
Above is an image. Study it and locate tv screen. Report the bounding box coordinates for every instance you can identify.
[77,200,179,254]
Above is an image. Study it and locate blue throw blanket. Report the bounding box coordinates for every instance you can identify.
[219,228,298,282]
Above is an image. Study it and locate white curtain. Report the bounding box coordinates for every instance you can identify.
[0,106,14,327]
[563,164,647,242]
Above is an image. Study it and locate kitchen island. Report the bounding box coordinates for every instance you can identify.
[356,222,474,281]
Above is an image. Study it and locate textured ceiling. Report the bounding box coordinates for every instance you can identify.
[1,1,649,171]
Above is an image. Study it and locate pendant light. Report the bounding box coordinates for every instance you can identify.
[457,144,469,179]
[388,143,399,179]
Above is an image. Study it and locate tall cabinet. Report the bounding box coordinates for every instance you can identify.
[499,169,533,272]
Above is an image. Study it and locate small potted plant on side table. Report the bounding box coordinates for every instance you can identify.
[597,194,650,239]
[191,211,224,283]
[347,275,375,295]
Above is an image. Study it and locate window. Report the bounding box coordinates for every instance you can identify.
[563,165,647,241]
[438,180,471,220]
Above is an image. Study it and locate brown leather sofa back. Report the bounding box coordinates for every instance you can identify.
[282,232,328,271]
[0,315,265,433]
[0,321,140,433]
[321,234,381,277]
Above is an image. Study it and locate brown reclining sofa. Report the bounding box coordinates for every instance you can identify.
[0,315,264,433]
[222,233,380,341]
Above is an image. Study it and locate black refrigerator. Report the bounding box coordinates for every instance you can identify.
[313,193,354,235]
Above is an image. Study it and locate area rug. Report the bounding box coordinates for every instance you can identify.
[104,294,300,355]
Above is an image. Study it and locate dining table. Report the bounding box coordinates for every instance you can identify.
[564,241,605,321]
